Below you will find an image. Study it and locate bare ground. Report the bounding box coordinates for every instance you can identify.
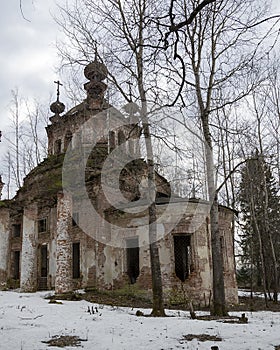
[47,289,280,312]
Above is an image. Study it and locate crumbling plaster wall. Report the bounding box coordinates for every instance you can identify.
[36,206,57,289]
[82,235,97,287]
[46,110,89,156]
[106,201,213,297]
[104,200,238,305]
[55,192,72,293]
[157,202,213,303]
[0,208,10,288]
[48,207,58,287]
[46,105,141,158]
[21,203,38,292]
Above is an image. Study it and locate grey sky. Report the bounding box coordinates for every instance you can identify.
[0,0,65,131]
[0,0,280,135]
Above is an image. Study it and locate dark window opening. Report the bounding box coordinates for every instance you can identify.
[174,235,191,282]
[118,130,126,145]
[40,245,48,278]
[72,212,79,227]
[38,218,47,233]
[156,192,169,199]
[72,242,80,279]
[126,237,139,284]
[64,130,73,151]
[54,139,62,155]
[109,131,115,149]
[12,224,21,237]
[13,251,20,280]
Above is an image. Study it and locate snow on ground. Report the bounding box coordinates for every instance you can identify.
[238,289,279,299]
[0,291,279,350]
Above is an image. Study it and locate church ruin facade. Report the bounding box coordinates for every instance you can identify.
[0,59,238,306]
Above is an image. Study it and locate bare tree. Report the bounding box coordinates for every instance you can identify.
[55,0,217,316]
[239,67,280,301]
[10,89,21,188]
[163,0,279,315]
[56,0,170,316]
[0,90,48,199]
[239,151,280,304]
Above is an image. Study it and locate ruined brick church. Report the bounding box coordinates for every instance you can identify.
[0,59,238,305]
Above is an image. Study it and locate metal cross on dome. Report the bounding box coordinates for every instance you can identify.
[54,80,63,101]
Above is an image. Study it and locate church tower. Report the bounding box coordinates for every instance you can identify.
[46,57,110,157]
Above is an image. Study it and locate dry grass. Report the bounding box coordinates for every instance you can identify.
[181,334,222,342]
[42,335,87,347]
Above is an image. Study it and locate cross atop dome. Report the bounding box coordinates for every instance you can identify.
[50,80,65,117]
[54,80,63,101]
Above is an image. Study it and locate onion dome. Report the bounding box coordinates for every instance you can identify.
[50,100,65,115]
[84,60,108,82]
[84,58,108,109]
[50,80,65,117]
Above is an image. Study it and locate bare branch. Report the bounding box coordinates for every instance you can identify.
[242,14,280,30]
[19,0,31,22]
[164,0,217,47]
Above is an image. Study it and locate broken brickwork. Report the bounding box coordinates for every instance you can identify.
[55,192,72,293]
[21,203,38,292]
[0,208,9,288]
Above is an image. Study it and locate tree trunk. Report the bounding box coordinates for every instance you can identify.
[259,156,279,303]
[136,5,165,315]
[210,195,227,315]
[250,196,268,307]
[149,213,165,316]
[142,120,165,317]
[202,113,227,316]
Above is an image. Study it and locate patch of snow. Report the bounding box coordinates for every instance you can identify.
[238,289,280,299]
[0,291,279,349]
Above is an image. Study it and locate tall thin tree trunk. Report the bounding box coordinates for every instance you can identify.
[256,112,279,303]
[136,3,165,316]
[142,114,165,317]
[260,158,279,303]
[250,196,268,307]
[202,112,227,316]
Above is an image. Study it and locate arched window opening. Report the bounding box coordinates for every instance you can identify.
[174,235,191,282]
[126,237,139,284]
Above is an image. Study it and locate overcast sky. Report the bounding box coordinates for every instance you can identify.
[1,0,280,136]
[0,0,67,132]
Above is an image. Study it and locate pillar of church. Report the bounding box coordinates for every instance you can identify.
[0,208,10,287]
[21,203,38,292]
[55,192,72,294]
